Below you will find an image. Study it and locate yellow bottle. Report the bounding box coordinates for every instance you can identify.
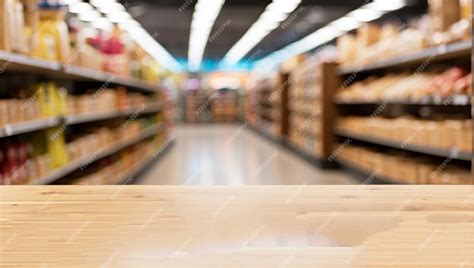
[37,82,62,117]
[37,4,70,62]
[45,127,69,168]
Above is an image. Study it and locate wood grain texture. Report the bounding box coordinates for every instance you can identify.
[1,186,474,267]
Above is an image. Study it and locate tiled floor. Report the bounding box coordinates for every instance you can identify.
[139,124,358,185]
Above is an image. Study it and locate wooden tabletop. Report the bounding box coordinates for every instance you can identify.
[1,186,473,267]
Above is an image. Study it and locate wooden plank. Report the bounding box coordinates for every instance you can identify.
[0,186,473,267]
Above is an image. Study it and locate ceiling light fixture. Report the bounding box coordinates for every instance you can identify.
[127,27,183,72]
[69,2,93,13]
[253,0,408,71]
[221,0,302,66]
[188,0,226,72]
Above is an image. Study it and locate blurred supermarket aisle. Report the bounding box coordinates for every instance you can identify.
[139,124,357,185]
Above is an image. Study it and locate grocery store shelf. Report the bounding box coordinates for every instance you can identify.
[0,103,164,138]
[63,65,159,93]
[334,95,471,106]
[0,51,62,75]
[336,159,406,185]
[116,138,175,185]
[30,124,165,185]
[65,110,123,125]
[335,129,472,161]
[65,102,163,125]
[0,50,160,93]
[0,117,62,138]
[337,40,472,75]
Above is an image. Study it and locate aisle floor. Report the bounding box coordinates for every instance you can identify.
[139,124,358,185]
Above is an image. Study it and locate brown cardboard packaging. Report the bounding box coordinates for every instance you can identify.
[429,0,460,32]
[459,0,472,21]
[0,0,14,51]
[337,35,356,64]
[357,23,380,48]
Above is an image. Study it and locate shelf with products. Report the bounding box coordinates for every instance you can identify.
[0,117,63,139]
[337,40,472,75]
[287,56,339,161]
[250,77,282,138]
[0,0,167,93]
[333,5,473,182]
[62,65,160,94]
[182,89,239,123]
[334,95,471,106]
[335,129,472,162]
[336,158,407,185]
[334,143,471,185]
[0,50,162,94]
[0,103,164,139]
[337,0,472,75]
[30,123,165,185]
[0,51,62,75]
[0,83,164,138]
[211,90,239,123]
[65,102,163,126]
[335,67,472,105]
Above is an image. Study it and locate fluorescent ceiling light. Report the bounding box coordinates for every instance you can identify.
[366,0,407,11]
[253,0,408,71]
[188,0,225,71]
[329,17,362,32]
[78,11,101,22]
[92,17,113,30]
[128,27,182,72]
[64,0,81,5]
[347,8,384,22]
[221,0,302,65]
[69,2,93,13]
[107,11,131,23]
[99,3,125,14]
[90,0,116,8]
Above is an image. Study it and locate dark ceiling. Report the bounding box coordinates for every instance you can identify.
[118,0,428,62]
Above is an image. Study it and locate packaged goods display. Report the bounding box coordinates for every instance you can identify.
[211,91,238,122]
[288,56,323,156]
[337,0,471,67]
[183,90,211,122]
[251,77,282,137]
[0,115,163,185]
[71,136,166,185]
[335,67,472,103]
[337,117,472,153]
[243,91,258,126]
[337,144,471,184]
[0,82,67,127]
[0,83,161,129]
[0,1,174,186]
[288,53,338,159]
[67,88,159,115]
[183,89,239,123]
[0,0,165,83]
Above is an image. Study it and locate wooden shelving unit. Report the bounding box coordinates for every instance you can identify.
[288,60,339,161]
[335,129,472,162]
[335,39,472,184]
[253,78,281,137]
